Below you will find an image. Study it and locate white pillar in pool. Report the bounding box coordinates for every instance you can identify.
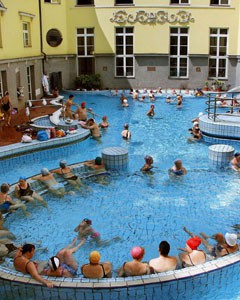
[208,144,234,168]
[102,147,128,170]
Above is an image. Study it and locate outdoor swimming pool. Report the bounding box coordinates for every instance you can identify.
[1,91,240,299]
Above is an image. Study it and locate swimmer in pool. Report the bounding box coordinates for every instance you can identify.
[141,155,154,172]
[31,168,66,197]
[74,218,120,246]
[168,159,187,177]
[146,105,155,117]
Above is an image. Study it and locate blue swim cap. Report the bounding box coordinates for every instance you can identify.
[19,176,26,181]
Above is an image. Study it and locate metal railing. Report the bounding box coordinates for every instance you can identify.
[206,92,240,122]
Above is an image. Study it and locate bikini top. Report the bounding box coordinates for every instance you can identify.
[182,250,206,268]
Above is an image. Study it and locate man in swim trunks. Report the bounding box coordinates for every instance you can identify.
[31,168,66,197]
[64,95,79,119]
[14,244,53,288]
[75,102,87,121]
[149,241,177,273]
[80,118,101,138]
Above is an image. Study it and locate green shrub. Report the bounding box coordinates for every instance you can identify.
[75,74,101,90]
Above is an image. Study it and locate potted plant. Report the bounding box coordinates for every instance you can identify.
[213,79,223,92]
[204,81,209,91]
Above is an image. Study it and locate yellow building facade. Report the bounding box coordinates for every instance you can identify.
[0,0,240,108]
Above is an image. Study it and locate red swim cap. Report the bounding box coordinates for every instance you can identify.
[186,237,201,250]
[81,102,86,107]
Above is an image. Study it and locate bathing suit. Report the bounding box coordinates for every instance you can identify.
[170,169,184,176]
[81,263,107,278]
[120,262,149,277]
[50,182,65,190]
[0,195,11,211]
[2,100,10,112]
[122,131,130,140]
[14,256,38,274]
[0,201,11,211]
[182,251,206,268]
[18,183,34,197]
[61,263,77,276]
[60,169,78,181]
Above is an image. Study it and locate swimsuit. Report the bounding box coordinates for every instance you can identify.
[14,256,38,274]
[81,263,107,278]
[60,169,78,181]
[170,169,184,176]
[50,182,65,190]
[0,195,11,212]
[61,263,77,276]
[18,183,34,197]
[2,100,10,112]
[182,251,206,268]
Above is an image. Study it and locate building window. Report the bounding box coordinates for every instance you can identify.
[46,29,62,47]
[169,27,189,78]
[115,27,134,77]
[208,28,228,79]
[77,28,95,75]
[23,22,31,47]
[210,0,229,5]
[115,0,134,5]
[76,0,94,5]
[170,0,189,4]
[44,0,61,3]
[0,70,7,98]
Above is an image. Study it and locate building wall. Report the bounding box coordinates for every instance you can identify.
[1,0,240,108]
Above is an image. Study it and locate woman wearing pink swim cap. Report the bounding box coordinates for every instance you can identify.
[118,246,154,277]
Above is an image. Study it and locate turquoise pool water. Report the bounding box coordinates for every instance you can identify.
[1,91,240,299]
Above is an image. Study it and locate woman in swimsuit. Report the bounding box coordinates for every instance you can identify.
[180,237,206,268]
[121,123,131,140]
[55,238,85,277]
[14,244,53,288]
[1,91,12,126]
[99,116,109,129]
[14,176,47,207]
[51,161,84,190]
[168,159,187,177]
[118,246,153,277]
[81,250,112,278]
[141,155,154,172]
[0,183,29,216]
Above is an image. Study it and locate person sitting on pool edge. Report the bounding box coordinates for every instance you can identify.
[141,155,154,172]
[51,160,85,191]
[14,244,54,288]
[41,238,85,277]
[200,232,239,258]
[31,168,66,197]
[179,236,206,268]
[0,183,30,216]
[81,250,112,278]
[168,159,187,176]
[149,241,177,273]
[118,246,154,277]
[14,176,47,207]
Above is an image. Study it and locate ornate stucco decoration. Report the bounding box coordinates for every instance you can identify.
[110,10,194,24]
